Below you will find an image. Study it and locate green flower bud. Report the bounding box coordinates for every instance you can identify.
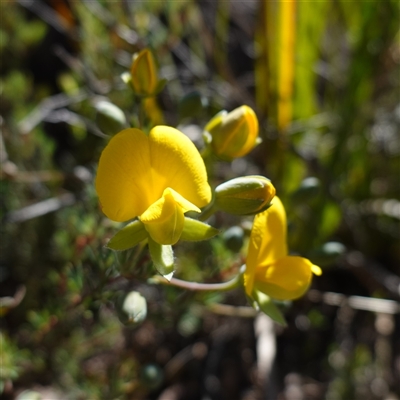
[116,291,147,326]
[204,105,260,160]
[130,49,159,97]
[215,175,276,215]
[95,101,127,135]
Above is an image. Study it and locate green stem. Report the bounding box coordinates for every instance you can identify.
[150,271,242,292]
[137,97,145,130]
[198,201,217,222]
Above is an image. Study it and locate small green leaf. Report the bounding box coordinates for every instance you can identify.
[290,177,320,203]
[148,238,174,280]
[253,290,287,326]
[106,220,147,251]
[180,217,219,241]
[308,241,346,267]
[16,391,42,400]
[153,78,168,95]
[320,201,342,239]
[178,91,208,120]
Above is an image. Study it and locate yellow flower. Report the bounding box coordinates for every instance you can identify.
[96,126,212,245]
[204,105,259,160]
[130,49,159,97]
[244,197,321,300]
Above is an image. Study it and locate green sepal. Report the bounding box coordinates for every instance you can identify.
[148,237,174,280]
[133,78,168,98]
[153,78,168,95]
[106,219,148,251]
[204,110,228,134]
[180,217,219,241]
[178,91,208,120]
[216,198,273,216]
[252,290,287,326]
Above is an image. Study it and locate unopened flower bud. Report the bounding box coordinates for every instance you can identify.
[204,105,260,160]
[215,175,276,215]
[116,290,147,326]
[95,101,127,135]
[130,49,159,97]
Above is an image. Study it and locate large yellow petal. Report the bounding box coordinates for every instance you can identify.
[148,126,211,208]
[243,197,287,295]
[96,127,211,222]
[96,128,153,222]
[254,256,316,300]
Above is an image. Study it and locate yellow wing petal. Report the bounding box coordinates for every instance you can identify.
[256,196,288,264]
[254,255,317,300]
[243,196,287,295]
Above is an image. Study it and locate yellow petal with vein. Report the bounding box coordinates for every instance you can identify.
[148,126,211,208]
[96,128,152,222]
[244,196,288,295]
[254,256,315,300]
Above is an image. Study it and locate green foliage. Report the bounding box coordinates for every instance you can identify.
[252,290,287,327]
[1,0,399,398]
[106,220,147,251]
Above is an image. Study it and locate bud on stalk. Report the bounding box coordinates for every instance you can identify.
[215,175,276,215]
[204,105,260,160]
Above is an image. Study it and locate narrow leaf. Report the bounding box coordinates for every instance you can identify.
[253,290,287,326]
[106,220,147,251]
[148,237,174,280]
[180,217,219,241]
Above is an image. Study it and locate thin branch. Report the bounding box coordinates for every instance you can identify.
[308,289,400,314]
[18,91,87,135]
[3,192,76,224]
[149,274,241,292]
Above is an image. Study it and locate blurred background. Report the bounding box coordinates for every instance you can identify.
[1,0,399,399]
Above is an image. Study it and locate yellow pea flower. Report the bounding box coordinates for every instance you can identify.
[96,126,212,245]
[244,197,322,300]
[204,105,260,160]
[130,49,159,97]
